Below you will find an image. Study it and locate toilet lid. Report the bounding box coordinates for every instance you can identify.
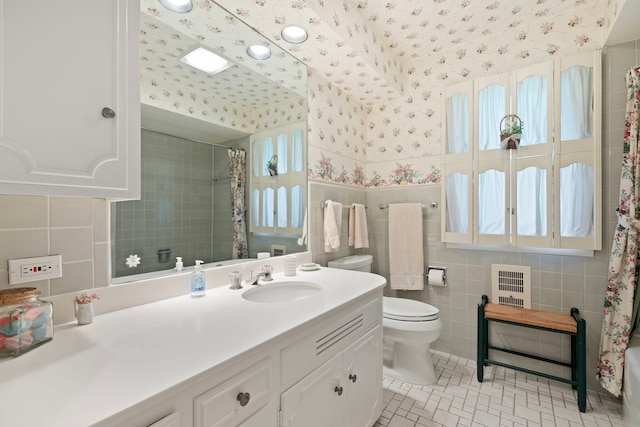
[383,296,439,321]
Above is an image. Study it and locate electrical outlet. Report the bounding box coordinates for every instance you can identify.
[8,255,62,285]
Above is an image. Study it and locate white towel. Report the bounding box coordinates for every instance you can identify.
[324,200,343,252]
[348,203,369,248]
[297,208,308,246]
[388,203,424,290]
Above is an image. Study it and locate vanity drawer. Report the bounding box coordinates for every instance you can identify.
[280,296,382,388]
[194,357,272,427]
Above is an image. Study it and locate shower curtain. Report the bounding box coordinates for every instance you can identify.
[597,66,640,397]
[228,149,248,259]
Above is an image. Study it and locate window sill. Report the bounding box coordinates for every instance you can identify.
[445,242,594,257]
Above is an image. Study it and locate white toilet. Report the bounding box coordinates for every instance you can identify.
[327,255,442,385]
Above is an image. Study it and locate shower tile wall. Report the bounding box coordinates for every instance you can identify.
[112,130,216,277]
[212,140,233,262]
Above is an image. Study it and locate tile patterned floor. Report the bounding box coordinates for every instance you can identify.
[375,351,624,427]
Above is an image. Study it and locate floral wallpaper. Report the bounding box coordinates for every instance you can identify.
[150,0,611,189]
[140,0,307,134]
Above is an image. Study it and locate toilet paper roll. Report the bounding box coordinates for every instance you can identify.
[257,252,270,259]
[427,269,446,286]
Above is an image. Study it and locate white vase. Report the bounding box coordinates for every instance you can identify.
[75,302,94,325]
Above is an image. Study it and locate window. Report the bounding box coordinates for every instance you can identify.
[442,51,601,251]
[249,122,306,235]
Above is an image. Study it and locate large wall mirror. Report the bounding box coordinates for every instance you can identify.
[112,1,308,282]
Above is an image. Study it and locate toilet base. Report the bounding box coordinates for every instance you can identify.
[383,341,437,385]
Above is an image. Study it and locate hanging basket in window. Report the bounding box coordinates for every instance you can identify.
[267,155,278,176]
[499,114,523,150]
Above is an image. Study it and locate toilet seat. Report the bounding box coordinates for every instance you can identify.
[383,297,439,322]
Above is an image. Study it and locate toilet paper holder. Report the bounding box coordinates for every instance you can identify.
[425,266,447,287]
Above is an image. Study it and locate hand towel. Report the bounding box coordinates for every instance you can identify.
[297,208,308,246]
[324,200,343,252]
[348,203,369,248]
[389,203,424,290]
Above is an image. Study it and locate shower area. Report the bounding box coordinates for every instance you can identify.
[111,129,248,278]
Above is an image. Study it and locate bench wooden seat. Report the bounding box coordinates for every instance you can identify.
[477,295,586,412]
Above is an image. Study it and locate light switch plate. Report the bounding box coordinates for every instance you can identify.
[8,255,62,285]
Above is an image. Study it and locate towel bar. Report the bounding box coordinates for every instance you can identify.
[320,202,368,209]
[378,203,437,209]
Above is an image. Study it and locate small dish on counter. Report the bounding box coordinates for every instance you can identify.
[298,263,320,271]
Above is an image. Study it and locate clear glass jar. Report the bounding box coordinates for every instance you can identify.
[0,287,53,357]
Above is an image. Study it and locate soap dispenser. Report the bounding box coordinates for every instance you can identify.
[190,260,206,298]
[175,257,184,272]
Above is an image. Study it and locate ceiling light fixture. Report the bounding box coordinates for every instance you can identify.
[159,0,193,13]
[281,26,308,44]
[180,47,231,74]
[247,45,272,60]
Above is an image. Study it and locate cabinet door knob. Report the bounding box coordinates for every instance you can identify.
[237,392,251,407]
[334,386,343,396]
[349,374,357,383]
[101,107,116,118]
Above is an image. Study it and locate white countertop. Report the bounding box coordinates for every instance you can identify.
[0,268,385,427]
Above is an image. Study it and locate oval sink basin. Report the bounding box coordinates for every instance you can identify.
[242,281,321,303]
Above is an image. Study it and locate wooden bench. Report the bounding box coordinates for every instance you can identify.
[477,295,586,412]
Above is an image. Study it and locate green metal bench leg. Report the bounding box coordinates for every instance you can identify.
[571,331,577,389]
[573,307,586,413]
[477,295,488,382]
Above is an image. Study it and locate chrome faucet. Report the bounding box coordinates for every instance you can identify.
[245,265,273,286]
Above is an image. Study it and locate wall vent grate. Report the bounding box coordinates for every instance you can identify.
[491,264,531,309]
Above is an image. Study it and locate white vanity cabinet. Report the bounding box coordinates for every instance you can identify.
[194,357,274,427]
[280,325,382,427]
[0,269,385,427]
[0,0,140,199]
[147,413,180,427]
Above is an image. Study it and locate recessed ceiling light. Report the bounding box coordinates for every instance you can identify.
[180,47,231,74]
[159,0,193,13]
[247,45,271,60]
[281,26,308,44]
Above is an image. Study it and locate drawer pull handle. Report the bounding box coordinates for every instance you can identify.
[349,374,357,383]
[237,392,251,407]
[101,107,116,118]
[334,386,343,396]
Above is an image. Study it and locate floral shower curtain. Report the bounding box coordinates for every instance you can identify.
[597,66,640,397]
[228,149,248,259]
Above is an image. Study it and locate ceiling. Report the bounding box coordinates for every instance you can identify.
[143,0,639,118]
[213,0,609,105]
[140,0,309,142]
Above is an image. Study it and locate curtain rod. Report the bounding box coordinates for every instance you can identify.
[141,127,245,151]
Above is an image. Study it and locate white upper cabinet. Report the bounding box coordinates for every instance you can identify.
[0,0,140,199]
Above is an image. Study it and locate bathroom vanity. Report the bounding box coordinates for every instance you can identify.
[0,268,385,427]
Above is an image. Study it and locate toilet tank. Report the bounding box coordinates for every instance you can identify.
[327,255,372,273]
